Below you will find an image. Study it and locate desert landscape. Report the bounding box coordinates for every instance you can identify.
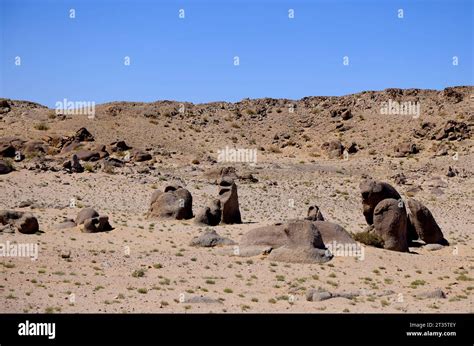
[0,86,472,313]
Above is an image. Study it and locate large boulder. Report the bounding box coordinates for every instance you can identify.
[240,223,287,247]
[240,220,333,263]
[194,199,221,226]
[16,213,40,234]
[83,216,113,233]
[406,199,448,245]
[373,199,408,252]
[75,208,100,225]
[189,229,235,247]
[0,159,13,174]
[360,179,401,225]
[0,210,39,234]
[312,221,356,246]
[148,185,193,220]
[267,220,332,264]
[218,177,242,224]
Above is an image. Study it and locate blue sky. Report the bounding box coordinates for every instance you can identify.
[0,0,472,107]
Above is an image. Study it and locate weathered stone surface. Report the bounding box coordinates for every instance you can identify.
[189,229,235,247]
[83,216,113,233]
[194,199,221,226]
[373,199,408,252]
[305,205,324,221]
[406,198,448,245]
[360,179,401,225]
[218,178,242,224]
[75,208,99,225]
[148,186,193,220]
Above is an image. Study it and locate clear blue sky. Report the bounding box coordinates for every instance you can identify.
[1,0,472,107]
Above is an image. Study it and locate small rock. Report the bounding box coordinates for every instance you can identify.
[416,288,446,299]
[424,244,444,251]
[189,229,235,247]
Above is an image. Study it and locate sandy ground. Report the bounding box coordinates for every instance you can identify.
[1,155,472,313]
[0,87,473,313]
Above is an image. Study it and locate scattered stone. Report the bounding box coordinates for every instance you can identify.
[330,108,352,120]
[435,120,470,141]
[74,127,94,142]
[60,251,71,259]
[239,173,258,183]
[347,142,359,154]
[321,140,344,159]
[220,166,239,180]
[306,289,360,302]
[306,289,333,302]
[392,172,407,185]
[109,140,131,152]
[217,245,273,258]
[430,187,445,196]
[183,295,222,304]
[61,140,82,153]
[424,244,444,251]
[75,150,100,162]
[189,229,235,247]
[132,149,152,162]
[103,157,124,168]
[63,154,84,173]
[268,246,332,264]
[446,166,457,177]
[394,142,419,157]
[416,288,446,299]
